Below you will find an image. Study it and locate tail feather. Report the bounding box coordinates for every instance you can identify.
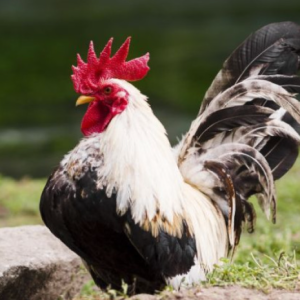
[194,105,273,146]
[179,143,276,250]
[200,21,300,114]
[203,79,300,123]
[176,22,300,251]
[199,143,276,221]
[179,78,300,159]
[248,75,300,94]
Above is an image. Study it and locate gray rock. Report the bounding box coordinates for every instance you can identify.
[0,225,88,300]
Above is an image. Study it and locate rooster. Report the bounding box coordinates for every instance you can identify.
[40,22,300,294]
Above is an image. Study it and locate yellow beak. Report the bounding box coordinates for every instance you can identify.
[75,95,96,106]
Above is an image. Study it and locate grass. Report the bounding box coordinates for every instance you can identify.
[1,159,300,298]
[0,175,44,227]
[206,254,300,292]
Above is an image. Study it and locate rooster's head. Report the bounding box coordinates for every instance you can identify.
[71,38,150,136]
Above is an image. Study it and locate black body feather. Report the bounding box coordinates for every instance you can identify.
[40,168,196,294]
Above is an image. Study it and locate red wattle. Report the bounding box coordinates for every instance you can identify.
[81,99,127,136]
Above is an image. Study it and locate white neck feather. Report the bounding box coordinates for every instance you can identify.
[99,80,185,223]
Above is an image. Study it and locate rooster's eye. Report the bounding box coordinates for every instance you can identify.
[104,86,112,95]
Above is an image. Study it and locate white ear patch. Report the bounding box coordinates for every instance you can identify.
[116,91,126,98]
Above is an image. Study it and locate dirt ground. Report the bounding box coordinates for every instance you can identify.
[131,286,300,300]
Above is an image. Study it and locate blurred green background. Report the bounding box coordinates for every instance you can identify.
[1,0,300,178]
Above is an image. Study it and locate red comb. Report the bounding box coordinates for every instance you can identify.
[71,37,150,94]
